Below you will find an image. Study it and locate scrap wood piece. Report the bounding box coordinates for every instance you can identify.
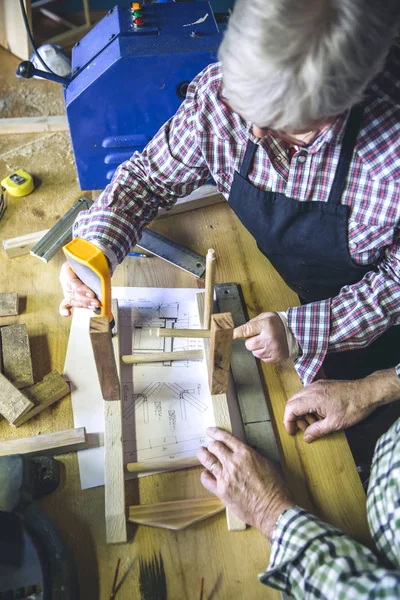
[0,116,68,135]
[0,372,34,424]
[13,371,70,427]
[121,349,203,364]
[2,230,49,258]
[0,427,87,457]
[126,455,201,473]
[1,323,34,389]
[209,313,234,395]
[197,293,246,532]
[89,317,120,401]
[128,497,225,530]
[0,292,19,316]
[104,299,127,544]
[203,248,216,329]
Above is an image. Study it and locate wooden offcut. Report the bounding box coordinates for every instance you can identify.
[128,497,225,530]
[0,292,19,316]
[126,455,200,473]
[203,248,216,329]
[1,324,34,389]
[0,116,68,135]
[0,372,34,424]
[0,427,87,457]
[197,293,246,532]
[121,350,203,364]
[3,230,49,258]
[89,317,120,401]
[208,313,234,395]
[13,371,70,427]
[104,299,127,544]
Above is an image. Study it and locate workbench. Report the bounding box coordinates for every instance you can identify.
[0,47,369,599]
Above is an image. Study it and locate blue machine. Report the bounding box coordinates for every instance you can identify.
[63,2,223,190]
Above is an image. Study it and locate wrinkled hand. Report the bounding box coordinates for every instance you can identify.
[233,312,289,363]
[59,261,100,317]
[197,427,293,539]
[284,377,384,443]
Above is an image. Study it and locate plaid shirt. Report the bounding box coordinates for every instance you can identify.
[261,417,400,599]
[74,44,400,385]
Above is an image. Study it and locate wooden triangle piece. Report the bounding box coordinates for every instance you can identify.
[128,497,225,530]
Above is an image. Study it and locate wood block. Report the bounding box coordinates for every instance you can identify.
[0,372,34,424]
[128,497,225,530]
[89,317,120,401]
[0,293,19,316]
[0,427,87,457]
[104,299,127,544]
[197,293,246,532]
[2,230,49,258]
[1,324,34,389]
[13,371,70,427]
[209,313,234,395]
[0,116,68,135]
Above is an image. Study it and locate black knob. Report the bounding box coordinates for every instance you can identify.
[16,61,35,79]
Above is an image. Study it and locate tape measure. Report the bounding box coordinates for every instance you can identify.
[63,238,114,325]
[1,169,34,197]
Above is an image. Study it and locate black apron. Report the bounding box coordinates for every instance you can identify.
[228,106,400,472]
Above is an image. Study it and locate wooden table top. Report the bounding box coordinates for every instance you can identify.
[0,47,369,600]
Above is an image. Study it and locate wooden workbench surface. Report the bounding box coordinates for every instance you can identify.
[0,47,369,600]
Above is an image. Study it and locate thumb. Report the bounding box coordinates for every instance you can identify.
[303,419,332,443]
[233,320,263,340]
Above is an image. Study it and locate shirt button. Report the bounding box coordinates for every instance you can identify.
[349,241,358,250]
[297,153,307,163]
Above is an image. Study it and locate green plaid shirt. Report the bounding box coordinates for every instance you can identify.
[261,418,400,598]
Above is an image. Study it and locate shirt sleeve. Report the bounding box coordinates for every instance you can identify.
[260,506,400,600]
[73,70,212,271]
[286,229,400,384]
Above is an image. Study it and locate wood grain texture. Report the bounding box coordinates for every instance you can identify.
[121,350,203,364]
[197,293,246,532]
[89,317,120,401]
[2,230,49,258]
[0,116,68,135]
[1,324,34,389]
[126,456,200,473]
[13,370,70,427]
[0,372,34,424]
[104,299,127,544]
[203,248,216,329]
[0,427,87,456]
[149,328,210,339]
[128,497,225,530]
[0,292,18,316]
[208,312,234,395]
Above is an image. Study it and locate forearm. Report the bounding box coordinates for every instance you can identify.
[365,367,400,408]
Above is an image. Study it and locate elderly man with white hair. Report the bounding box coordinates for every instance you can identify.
[60,0,400,475]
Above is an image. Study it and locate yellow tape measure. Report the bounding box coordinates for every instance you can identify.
[1,169,34,197]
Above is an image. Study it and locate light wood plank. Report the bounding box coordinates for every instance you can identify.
[0,0,31,60]
[2,230,49,258]
[13,370,70,427]
[208,313,234,395]
[0,372,34,424]
[126,456,201,473]
[128,497,225,530]
[197,293,246,531]
[89,317,120,401]
[121,350,203,364]
[149,327,210,339]
[104,299,127,544]
[0,116,68,135]
[203,248,216,329]
[1,323,34,389]
[0,292,18,316]
[0,427,87,456]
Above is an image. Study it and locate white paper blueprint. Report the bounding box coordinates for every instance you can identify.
[64,287,217,490]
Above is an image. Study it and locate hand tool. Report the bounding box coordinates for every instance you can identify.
[1,169,34,197]
[63,237,114,326]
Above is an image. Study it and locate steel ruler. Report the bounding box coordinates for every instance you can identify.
[215,283,281,465]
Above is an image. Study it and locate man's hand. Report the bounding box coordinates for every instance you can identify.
[197,427,294,540]
[284,369,400,443]
[59,261,100,317]
[233,312,289,363]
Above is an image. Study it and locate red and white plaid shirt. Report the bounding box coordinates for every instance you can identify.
[75,45,400,385]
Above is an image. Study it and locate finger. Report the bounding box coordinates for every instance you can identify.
[233,321,263,340]
[305,413,318,425]
[283,397,316,434]
[200,470,218,495]
[61,262,97,301]
[244,336,264,352]
[247,312,273,323]
[59,298,72,317]
[197,447,223,478]
[207,440,232,465]
[303,419,333,443]
[296,419,308,432]
[206,427,243,452]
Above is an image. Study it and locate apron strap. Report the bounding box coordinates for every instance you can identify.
[327,104,364,205]
[239,140,258,179]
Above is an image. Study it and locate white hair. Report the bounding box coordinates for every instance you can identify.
[219,0,400,131]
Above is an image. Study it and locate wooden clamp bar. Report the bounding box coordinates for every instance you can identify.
[89,317,120,401]
[203,248,216,329]
[149,328,210,339]
[121,350,203,364]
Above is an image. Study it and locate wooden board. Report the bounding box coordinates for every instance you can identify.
[2,230,49,258]
[0,372,34,424]
[208,313,234,395]
[128,497,225,530]
[0,427,87,457]
[203,248,216,329]
[104,299,127,544]
[0,292,18,316]
[89,317,120,401]
[1,323,34,389]
[0,0,31,60]
[197,293,246,532]
[0,117,68,135]
[126,456,201,473]
[13,370,70,427]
